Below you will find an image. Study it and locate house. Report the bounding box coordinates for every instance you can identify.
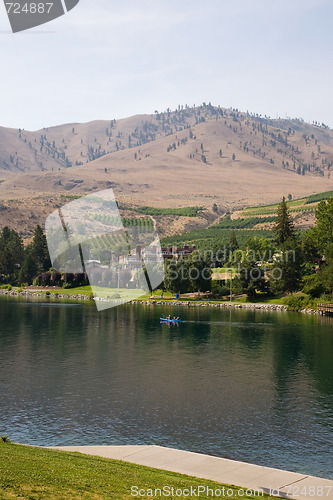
[161,244,196,261]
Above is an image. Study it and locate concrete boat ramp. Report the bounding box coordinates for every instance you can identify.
[49,445,333,499]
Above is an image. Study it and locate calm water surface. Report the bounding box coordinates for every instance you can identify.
[0,297,332,479]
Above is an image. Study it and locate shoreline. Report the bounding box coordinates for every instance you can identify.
[0,288,319,314]
[48,444,333,500]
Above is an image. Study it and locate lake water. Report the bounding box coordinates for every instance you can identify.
[0,297,332,479]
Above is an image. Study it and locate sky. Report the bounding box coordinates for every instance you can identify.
[0,0,332,131]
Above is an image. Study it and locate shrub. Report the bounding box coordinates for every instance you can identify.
[0,284,12,291]
[317,293,333,304]
[302,274,325,298]
[283,293,307,311]
[63,283,73,289]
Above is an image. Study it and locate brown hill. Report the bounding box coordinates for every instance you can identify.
[1,104,333,237]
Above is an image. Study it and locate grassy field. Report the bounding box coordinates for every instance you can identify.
[212,267,238,274]
[42,285,92,297]
[40,286,292,307]
[235,294,286,305]
[43,286,147,300]
[0,441,275,500]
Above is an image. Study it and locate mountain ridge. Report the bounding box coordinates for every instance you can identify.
[0,104,333,237]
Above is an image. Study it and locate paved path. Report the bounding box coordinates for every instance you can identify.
[49,445,333,499]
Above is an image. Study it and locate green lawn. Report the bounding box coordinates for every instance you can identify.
[212,267,238,275]
[41,286,289,307]
[44,286,147,300]
[0,441,275,499]
[44,287,173,302]
[235,294,286,305]
[43,285,92,297]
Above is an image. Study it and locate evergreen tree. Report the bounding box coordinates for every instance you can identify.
[28,225,51,273]
[0,227,24,280]
[163,253,212,294]
[187,252,211,292]
[19,254,37,285]
[163,258,190,294]
[273,197,295,245]
[238,259,267,298]
[301,227,321,263]
[311,198,333,253]
[270,239,303,294]
[319,243,333,293]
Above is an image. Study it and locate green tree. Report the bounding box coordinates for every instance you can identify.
[237,258,267,297]
[302,273,325,298]
[0,227,24,280]
[311,198,333,253]
[273,197,295,245]
[163,259,190,294]
[19,254,38,285]
[245,236,275,263]
[164,253,212,294]
[319,243,333,293]
[301,227,321,263]
[187,252,211,292]
[229,230,239,253]
[27,225,51,273]
[270,239,303,294]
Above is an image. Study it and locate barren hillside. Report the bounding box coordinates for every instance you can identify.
[1,104,333,237]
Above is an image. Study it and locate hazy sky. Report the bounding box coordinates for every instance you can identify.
[0,0,332,130]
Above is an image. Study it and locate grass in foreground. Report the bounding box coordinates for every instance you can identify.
[0,441,274,500]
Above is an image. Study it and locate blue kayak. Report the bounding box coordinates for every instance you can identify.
[160,317,182,323]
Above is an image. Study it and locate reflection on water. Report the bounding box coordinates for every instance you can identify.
[0,297,332,479]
